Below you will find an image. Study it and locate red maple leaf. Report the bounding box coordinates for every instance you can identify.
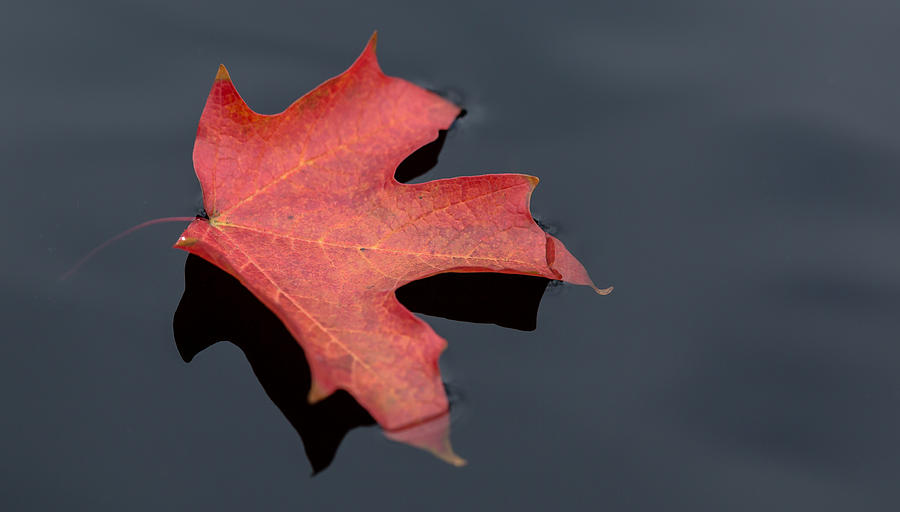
[174,33,610,464]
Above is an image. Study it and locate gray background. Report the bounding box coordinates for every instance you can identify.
[3,0,900,510]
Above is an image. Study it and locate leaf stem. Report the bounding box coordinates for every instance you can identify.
[60,216,198,281]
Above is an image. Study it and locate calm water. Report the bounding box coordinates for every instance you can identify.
[4,0,900,510]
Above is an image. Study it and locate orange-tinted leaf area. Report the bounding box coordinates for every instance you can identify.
[175,33,608,465]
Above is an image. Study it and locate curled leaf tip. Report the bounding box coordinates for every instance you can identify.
[436,449,467,467]
[594,285,614,295]
[383,413,465,466]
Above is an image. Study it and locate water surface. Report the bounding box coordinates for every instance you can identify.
[3,1,900,510]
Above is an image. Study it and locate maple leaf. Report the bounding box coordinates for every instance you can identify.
[174,33,610,464]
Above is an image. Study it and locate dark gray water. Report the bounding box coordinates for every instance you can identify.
[4,0,900,510]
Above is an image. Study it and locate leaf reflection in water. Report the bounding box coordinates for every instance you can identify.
[174,254,549,472]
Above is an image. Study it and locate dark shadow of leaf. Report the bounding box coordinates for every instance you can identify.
[394,109,466,183]
[173,255,375,475]
[396,272,549,331]
[173,254,550,472]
